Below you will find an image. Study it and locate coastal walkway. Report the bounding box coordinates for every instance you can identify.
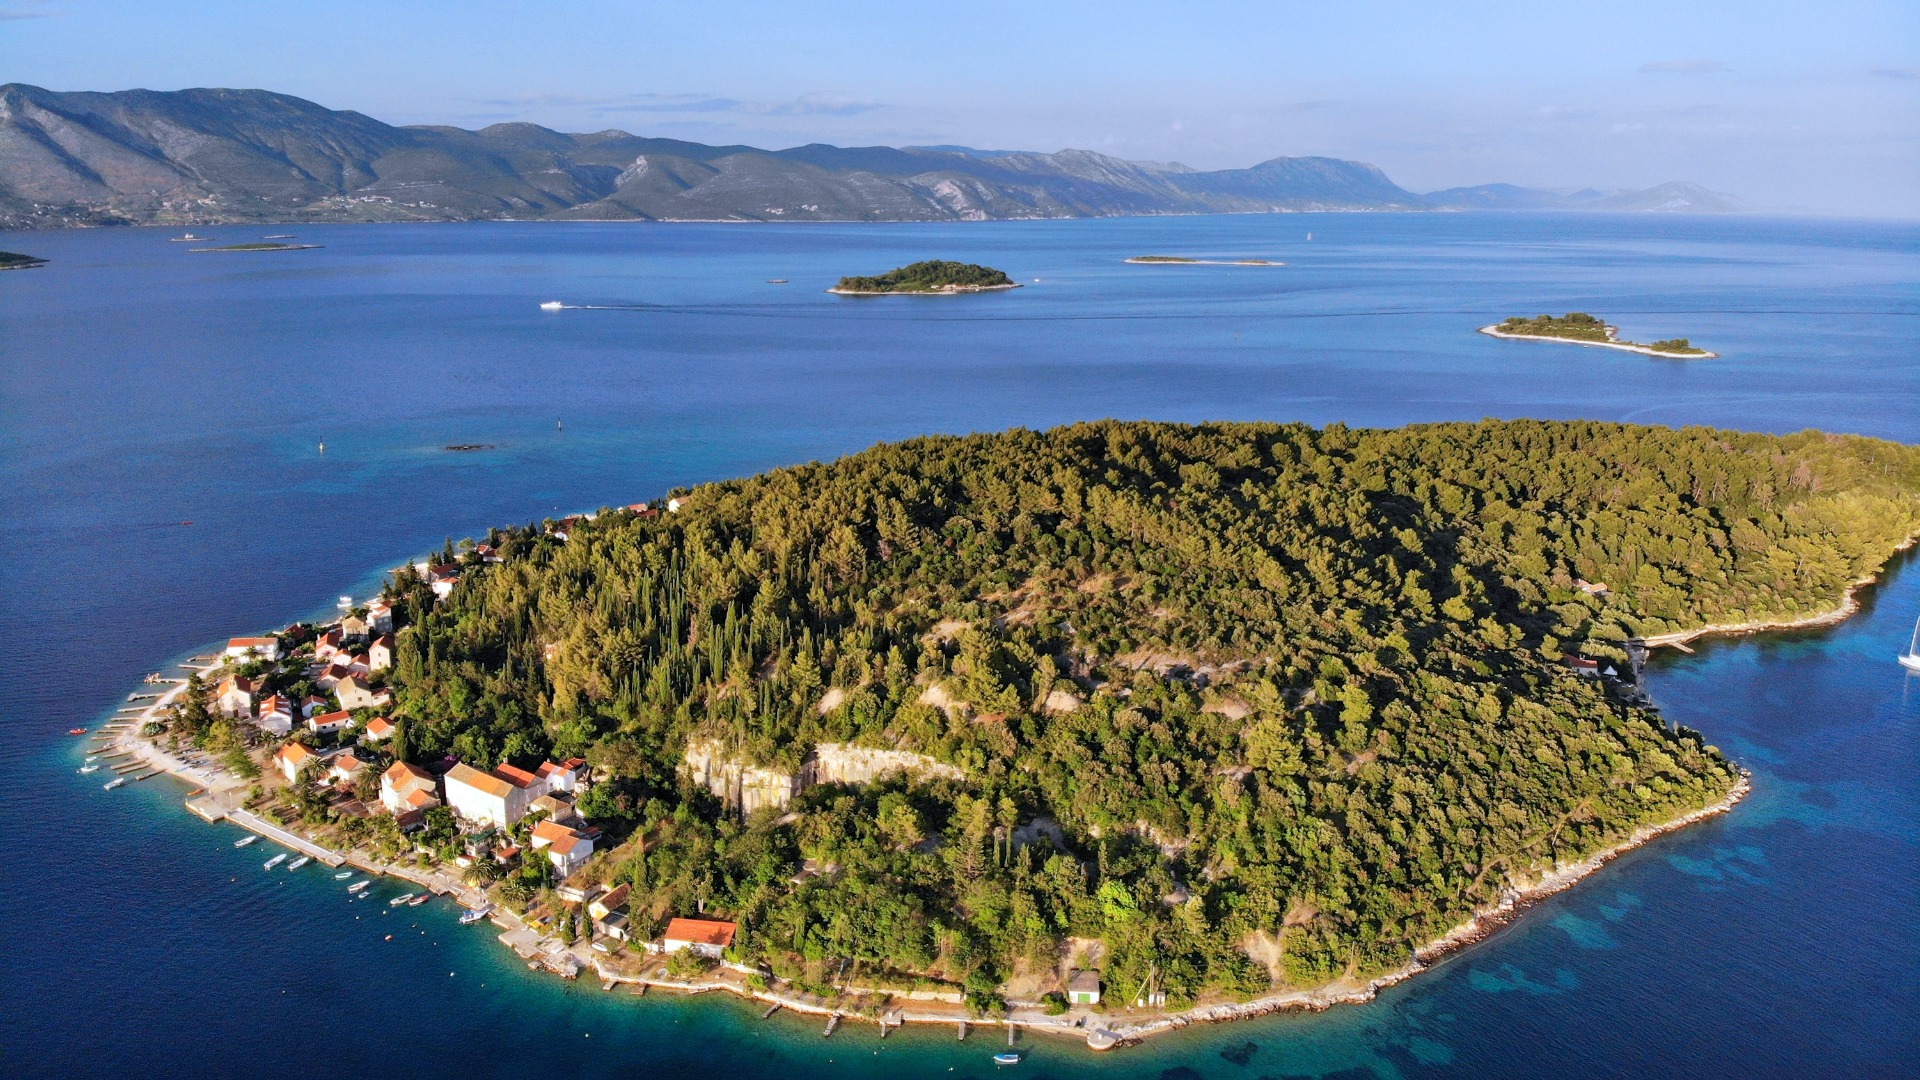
[225,808,347,867]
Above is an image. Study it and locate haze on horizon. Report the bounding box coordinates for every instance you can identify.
[2,0,1914,217]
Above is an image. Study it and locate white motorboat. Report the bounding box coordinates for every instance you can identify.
[235,835,259,848]
[347,880,371,893]
[390,893,415,906]
[459,904,492,924]
[539,300,565,311]
[1900,616,1920,672]
[287,855,311,870]
[334,871,353,879]
[78,764,100,774]
[103,777,127,790]
[263,853,288,870]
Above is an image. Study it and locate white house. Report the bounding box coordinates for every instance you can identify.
[444,762,538,828]
[275,741,317,783]
[530,819,594,878]
[255,693,293,737]
[314,629,343,663]
[335,676,390,711]
[367,635,394,672]
[660,917,736,958]
[380,761,439,815]
[328,752,366,786]
[1067,970,1102,1006]
[225,636,281,662]
[314,661,351,691]
[666,496,690,514]
[301,694,329,718]
[362,716,396,742]
[535,758,588,794]
[215,674,256,719]
[366,599,394,634]
[307,709,352,736]
[339,614,370,641]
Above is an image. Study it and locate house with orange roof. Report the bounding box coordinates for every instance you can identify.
[367,635,395,672]
[536,758,588,794]
[328,752,366,786]
[255,693,293,737]
[530,818,594,878]
[335,676,390,711]
[274,741,317,783]
[661,917,736,958]
[307,709,352,736]
[366,598,394,634]
[215,674,257,719]
[444,761,543,827]
[224,636,281,662]
[380,761,439,815]
[362,716,396,742]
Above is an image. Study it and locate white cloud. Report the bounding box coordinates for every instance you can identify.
[1639,58,1726,74]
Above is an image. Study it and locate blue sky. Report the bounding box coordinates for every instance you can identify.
[3,0,1915,214]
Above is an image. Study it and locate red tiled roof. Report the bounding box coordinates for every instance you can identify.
[663,918,736,948]
[228,636,276,648]
[494,762,539,788]
[446,762,513,799]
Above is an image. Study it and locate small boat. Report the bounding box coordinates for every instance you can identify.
[78,764,100,774]
[767,279,789,284]
[348,880,371,893]
[263,234,294,239]
[408,894,430,906]
[337,595,353,608]
[235,835,259,848]
[169,233,207,242]
[1900,616,1920,672]
[459,904,492,924]
[334,871,353,879]
[69,727,88,735]
[390,893,415,906]
[263,853,288,870]
[994,1053,1021,1065]
[287,856,312,870]
[539,300,565,311]
[103,777,127,790]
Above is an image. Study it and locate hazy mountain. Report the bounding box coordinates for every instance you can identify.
[0,84,1739,228]
[1423,180,1745,213]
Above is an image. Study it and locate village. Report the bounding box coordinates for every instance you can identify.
[95,522,1135,1055]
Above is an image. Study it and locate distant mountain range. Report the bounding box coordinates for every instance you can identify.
[0,84,1745,228]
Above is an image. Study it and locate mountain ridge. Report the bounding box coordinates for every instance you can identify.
[0,84,1739,228]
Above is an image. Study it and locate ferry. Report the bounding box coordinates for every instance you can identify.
[408,893,430,907]
[459,904,492,924]
[994,1053,1022,1065]
[347,880,371,893]
[390,893,415,906]
[287,855,311,870]
[263,853,288,870]
[103,777,127,790]
[1900,616,1920,672]
[78,764,100,774]
[539,300,565,311]
[234,835,259,848]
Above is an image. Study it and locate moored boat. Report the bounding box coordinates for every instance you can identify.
[334,871,353,879]
[263,853,288,870]
[390,893,415,906]
[235,835,259,848]
[69,727,88,735]
[994,1052,1022,1065]
[459,904,492,924]
[78,764,100,774]
[287,855,311,870]
[347,880,371,893]
[103,777,127,790]
[408,893,430,906]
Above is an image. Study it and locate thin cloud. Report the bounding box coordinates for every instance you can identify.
[1639,58,1726,74]
[1870,67,1920,80]
[583,92,883,117]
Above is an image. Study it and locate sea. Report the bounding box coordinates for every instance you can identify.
[2,214,1915,1079]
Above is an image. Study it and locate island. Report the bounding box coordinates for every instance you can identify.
[103,419,1920,1049]
[0,250,48,270]
[1125,256,1280,266]
[189,242,324,253]
[1481,313,1714,357]
[830,260,1018,294]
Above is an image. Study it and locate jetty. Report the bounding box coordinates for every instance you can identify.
[822,1014,840,1038]
[761,1003,782,1019]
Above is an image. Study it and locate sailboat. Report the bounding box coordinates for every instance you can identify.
[1899,616,1920,672]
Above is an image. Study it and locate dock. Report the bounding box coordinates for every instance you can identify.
[187,796,227,822]
[822,1014,840,1038]
[958,1020,968,1041]
[223,808,347,867]
[761,1003,782,1019]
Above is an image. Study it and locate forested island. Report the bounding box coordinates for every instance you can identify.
[0,249,47,269]
[359,419,1918,1018]
[831,260,1017,294]
[1483,313,1712,357]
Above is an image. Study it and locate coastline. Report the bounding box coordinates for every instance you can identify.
[1478,324,1718,359]
[1639,532,1919,649]
[827,282,1021,295]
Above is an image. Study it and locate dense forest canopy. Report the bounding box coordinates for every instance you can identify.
[835,260,1013,293]
[385,419,1920,1009]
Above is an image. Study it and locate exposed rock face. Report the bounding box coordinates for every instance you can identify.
[682,738,963,815]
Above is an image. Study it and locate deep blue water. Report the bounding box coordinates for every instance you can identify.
[2,214,1915,1078]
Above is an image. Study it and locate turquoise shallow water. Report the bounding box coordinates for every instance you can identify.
[2,215,1915,1078]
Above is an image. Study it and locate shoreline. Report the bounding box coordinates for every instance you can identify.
[827,282,1021,295]
[1639,532,1919,649]
[1478,324,1718,359]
